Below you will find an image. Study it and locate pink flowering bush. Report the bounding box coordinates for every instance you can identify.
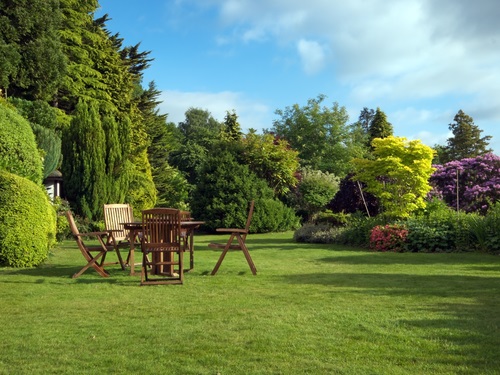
[369,224,408,252]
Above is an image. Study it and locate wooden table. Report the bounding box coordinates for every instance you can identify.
[121,221,204,276]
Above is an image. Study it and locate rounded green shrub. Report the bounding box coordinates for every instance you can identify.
[0,170,56,267]
[0,100,43,184]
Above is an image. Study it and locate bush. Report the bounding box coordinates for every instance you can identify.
[369,224,408,252]
[0,100,43,184]
[314,210,350,226]
[333,214,387,248]
[430,154,500,214]
[404,199,472,252]
[0,170,56,267]
[252,198,300,233]
[293,223,341,243]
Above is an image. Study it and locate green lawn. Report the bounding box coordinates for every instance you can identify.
[1,232,499,374]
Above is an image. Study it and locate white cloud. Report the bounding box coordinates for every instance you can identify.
[296,39,326,75]
[158,90,272,131]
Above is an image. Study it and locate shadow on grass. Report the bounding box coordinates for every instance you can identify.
[318,253,500,266]
[280,271,500,372]
[1,264,129,282]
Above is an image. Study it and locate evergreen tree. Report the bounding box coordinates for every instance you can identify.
[439,110,492,163]
[367,107,393,147]
[221,110,242,142]
[61,100,106,220]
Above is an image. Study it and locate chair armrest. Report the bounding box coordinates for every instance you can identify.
[76,231,113,237]
[215,228,248,234]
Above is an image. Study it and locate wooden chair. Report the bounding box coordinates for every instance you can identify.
[140,208,184,285]
[209,200,257,275]
[103,203,137,266]
[66,211,125,278]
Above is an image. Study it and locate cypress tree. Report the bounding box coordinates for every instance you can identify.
[61,100,106,220]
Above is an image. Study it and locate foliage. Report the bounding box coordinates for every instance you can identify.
[352,136,435,219]
[438,110,492,163]
[242,131,299,197]
[403,199,473,252]
[0,170,56,267]
[142,82,189,209]
[221,110,242,142]
[52,197,72,242]
[292,168,340,221]
[323,214,387,248]
[369,224,408,252]
[0,100,43,183]
[468,201,500,254]
[367,107,393,147]
[8,97,63,179]
[429,153,500,214]
[0,0,66,100]
[293,223,340,243]
[251,198,300,233]
[191,150,297,232]
[270,94,366,176]
[328,173,380,217]
[314,210,351,226]
[61,100,107,220]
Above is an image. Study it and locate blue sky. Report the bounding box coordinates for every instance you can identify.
[96,0,500,153]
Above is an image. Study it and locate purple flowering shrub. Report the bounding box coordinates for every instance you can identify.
[429,153,500,214]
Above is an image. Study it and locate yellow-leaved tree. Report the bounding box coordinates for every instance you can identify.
[352,136,435,219]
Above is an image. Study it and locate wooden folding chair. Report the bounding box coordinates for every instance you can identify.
[66,211,125,278]
[140,208,184,285]
[103,203,138,266]
[209,200,257,275]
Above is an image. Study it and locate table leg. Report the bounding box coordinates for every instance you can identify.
[129,230,136,276]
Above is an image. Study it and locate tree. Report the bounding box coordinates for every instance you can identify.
[352,136,435,219]
[61,100,106,220]
[368,107,393,147]
[328,173,380,216]
[0,0,66,100]
[221,110,242,142]
[241,132,299,197]
[293,168,340,222]
[190,150,298,232]
[270,95,365,177]
[438,110,492,163]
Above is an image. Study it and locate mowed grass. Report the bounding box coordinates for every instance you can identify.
[1,231,499,374]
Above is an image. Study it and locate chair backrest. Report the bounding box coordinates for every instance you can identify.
[104,204,133,242]
[141,208,181,249]
[244,200,255,232]
[66,210,86,253]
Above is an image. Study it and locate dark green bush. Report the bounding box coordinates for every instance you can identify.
[0,100,43,184]
[0,170,56,267]
[251,198,300,233]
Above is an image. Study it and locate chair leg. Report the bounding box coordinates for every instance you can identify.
[73,252,109,278]
[211,234,235,275]
[236,234,257,275]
